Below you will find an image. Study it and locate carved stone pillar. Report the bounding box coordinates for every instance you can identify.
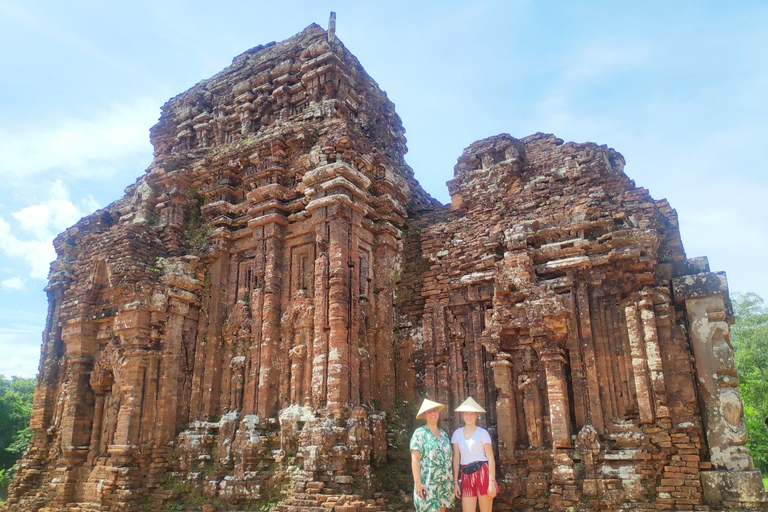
[243,180,290,418]
[87,368,114,463]
[326,211,352,409]
[673,268,765,505]
[59,319,98,458]
[576,424,601,496]
[625,303,654,424]
[517,371,544,449]
[491,355,517,461]
[199,229,231,420]
[304,162,372,411]
[111,307,152,454]
[160,298,188,440]
[370,222,401,415]
[542,346,574,481]
[249,209,287,418]
[157,266,199,445]
[87,392,106,462]
[311,248,330,408]
[575,283,605,433]
[542,347,571,449]
[52,329,95,504]
[638,298,669,418]
[280,290,314,407]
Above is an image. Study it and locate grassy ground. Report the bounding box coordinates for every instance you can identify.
[763,475,768,491]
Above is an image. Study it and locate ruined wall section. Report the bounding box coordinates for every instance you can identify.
[409,133,764,511]
[6,24,428,512]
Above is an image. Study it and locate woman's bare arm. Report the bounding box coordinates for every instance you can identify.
[452,443,461,498]
[411,449,426,498]
[483,442,497,498]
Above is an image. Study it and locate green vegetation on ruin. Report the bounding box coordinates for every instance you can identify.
[0,375,35,501]
[731,292,768,475]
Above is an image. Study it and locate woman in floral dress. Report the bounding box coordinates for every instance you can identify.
[410,398,455,512]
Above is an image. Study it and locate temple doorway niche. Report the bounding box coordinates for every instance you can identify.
[445,290,495,433]
[222,300,252,414]
[85,260,115,315]
[280,289,315,408]
[79,261,122,467]
[586,292,639,428]
[516,345,545,449]
[87,352,117,466]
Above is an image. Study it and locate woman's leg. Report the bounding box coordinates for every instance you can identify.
[478,493,493,512]
[462,495,478,512]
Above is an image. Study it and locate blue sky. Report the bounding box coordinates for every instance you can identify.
[1,0,766,378]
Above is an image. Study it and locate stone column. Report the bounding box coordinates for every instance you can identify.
[31,276,68,456]
[625,303,654,424]
[311,247,330,408]
[673,267,765,505]
[199,229,231,420]
[639,298,670,418]
[111,307,152,453]
[87,392,106,460]
[87,368,114,463]
[575,283,605,433]
[242,180,291,418]
[156,293,194,445]
[327,211,352,409]
[249,211,287,419]
[491,356,517,461]
[59,319,98,457]
[542,346,571,449]
[371,222,401,415]
[304,162,373,411]
[52,327,95,505]
[576,425,601,496]
[542,346,574,481]
[244,276,265,416]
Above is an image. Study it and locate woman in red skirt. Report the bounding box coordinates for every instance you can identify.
[451,397,498,512]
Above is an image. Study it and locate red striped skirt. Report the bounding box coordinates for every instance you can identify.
[460,461,497,497]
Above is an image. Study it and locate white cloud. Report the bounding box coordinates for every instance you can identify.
[0,98,156,183]
[0,276,26,292]
[0,215,54,280]
[13,180,99,237]
[0,323,41,378]
[0,180,100,280]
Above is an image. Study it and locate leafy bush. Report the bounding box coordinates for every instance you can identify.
[731,293,768,474]
[0,375,35,500]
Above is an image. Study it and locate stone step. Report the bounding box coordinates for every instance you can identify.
[275,506,330,512]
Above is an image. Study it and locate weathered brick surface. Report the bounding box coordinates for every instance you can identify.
[3,21,766,512]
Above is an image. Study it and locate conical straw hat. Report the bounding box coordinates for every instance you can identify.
[455,396,486,413]
[416,398,446,419]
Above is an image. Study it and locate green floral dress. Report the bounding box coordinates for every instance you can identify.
[410,426,454,512]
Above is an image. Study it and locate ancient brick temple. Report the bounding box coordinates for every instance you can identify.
[4,20,766,512]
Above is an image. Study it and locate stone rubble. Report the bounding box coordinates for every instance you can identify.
[3,20,766,512]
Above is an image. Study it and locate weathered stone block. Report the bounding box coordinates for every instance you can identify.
[700,469,766,505]
[672,272,728,303]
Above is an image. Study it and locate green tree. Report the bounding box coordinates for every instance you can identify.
[731,292,768,474]
[0,375,35,500]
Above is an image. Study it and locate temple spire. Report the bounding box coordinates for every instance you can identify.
[328,11,336,43]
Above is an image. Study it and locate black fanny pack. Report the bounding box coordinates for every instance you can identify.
[460,461,485,475]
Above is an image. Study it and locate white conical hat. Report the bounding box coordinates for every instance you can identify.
[455,396,486,413]
[416,398,446,419]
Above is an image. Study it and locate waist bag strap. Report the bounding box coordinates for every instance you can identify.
[460,461,485,475]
